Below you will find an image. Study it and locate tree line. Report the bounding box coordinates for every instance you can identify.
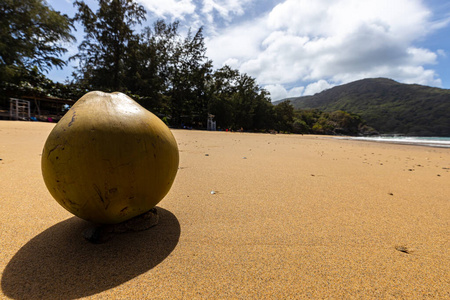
[1,0,373,134]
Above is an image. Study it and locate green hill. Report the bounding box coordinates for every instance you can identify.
[276,78,450,136]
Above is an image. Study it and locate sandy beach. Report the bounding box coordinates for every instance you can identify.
[0,120,449,299]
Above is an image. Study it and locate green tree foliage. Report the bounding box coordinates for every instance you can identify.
[273,101,294,132]
[0,0,74,105]
[72,0,146,91]
[0,0,74,79]
[292,109,375,135]
[124,21,180,112]
[122,20,213,126]
[206,66,237,128]
[166,27,212,127]
[207,66,274,131]
[329,110,363,135]
[0,65,83,104]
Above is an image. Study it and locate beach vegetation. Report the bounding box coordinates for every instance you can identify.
[207,66,275,131]
[288,108,377,135]
[0,0,74,75]
[0,0,75,106]
[71,0,147,91]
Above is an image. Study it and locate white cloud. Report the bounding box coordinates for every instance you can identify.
[303,80,334,96]
[394,66,442,86]
[406,47,438,65]
[264,84,287,101]
[138,0,255,29]
[206,0,445,100]
[437,49,447,58]
[202,0,253,22]
[222,58,240,69]
[264,84,305,101]
[137,0,196,19]
[206,17,268,67]
[287,86,305,98]
[267,0,432,40]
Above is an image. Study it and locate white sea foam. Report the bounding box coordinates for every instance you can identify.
[334,136,450,148]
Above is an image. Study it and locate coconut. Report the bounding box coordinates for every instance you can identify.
[41,91,179,224]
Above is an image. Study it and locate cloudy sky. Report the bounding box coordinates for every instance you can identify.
[48,0,450,101]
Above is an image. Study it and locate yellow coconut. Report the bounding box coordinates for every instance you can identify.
[41,91,179,224]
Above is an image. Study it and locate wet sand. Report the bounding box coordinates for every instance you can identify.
[1,120,449,299]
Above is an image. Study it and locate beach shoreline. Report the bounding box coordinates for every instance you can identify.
[1,121,449,298]
[331,135,450,148]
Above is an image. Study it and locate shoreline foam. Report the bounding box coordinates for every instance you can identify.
[333,135,450,148]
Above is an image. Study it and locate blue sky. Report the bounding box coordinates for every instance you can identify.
[47,0,450,101]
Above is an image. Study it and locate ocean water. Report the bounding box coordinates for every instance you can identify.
[336,136,450,148]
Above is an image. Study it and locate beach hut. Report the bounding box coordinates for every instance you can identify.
[5,95,75,121]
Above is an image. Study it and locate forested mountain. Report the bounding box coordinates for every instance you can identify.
[276,78,450,136]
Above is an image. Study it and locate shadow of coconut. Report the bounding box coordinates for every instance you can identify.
[1,207,180,299]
